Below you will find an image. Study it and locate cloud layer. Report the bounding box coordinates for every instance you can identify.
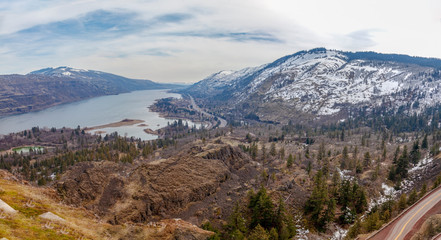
[1,0,441,82]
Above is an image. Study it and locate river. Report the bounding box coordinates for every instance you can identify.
[0,90,192,140]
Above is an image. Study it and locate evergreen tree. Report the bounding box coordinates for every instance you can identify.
[407,189,418,205]
[398,194,407,210]
[318,142,326,161]
[269,228,278,240]
[225,203,247,237]
[420,183,427,198]
[409,141,421,164]
[249,186,275,230]
[304,170,332,231]
[421,134,428,149]
[341,146,349,169]
[279,147,285,160]
[270,143,277,157]
[248,224,270,240]
[393,146,400,164]
[363,152,371,168]
[347,219,361,238]
[286,154,294,168]
[396,145,409,180]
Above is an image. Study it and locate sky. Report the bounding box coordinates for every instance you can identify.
[1,0,441,83]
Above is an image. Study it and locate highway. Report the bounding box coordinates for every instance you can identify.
[188,95,227,128]
[369,186,441,240]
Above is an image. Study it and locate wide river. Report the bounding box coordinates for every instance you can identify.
[0,90,191,140]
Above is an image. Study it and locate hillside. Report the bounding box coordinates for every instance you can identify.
[184,48,441,124]
[1,102,441,239]
[0,67,182,117]
[0,169,214,240]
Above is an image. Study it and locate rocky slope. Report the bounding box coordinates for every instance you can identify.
[0,169,213,240]
[56,144,260,226]
[185,48,441,123]
[0,67,182,117]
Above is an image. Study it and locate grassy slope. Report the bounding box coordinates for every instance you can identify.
[0,170,109,239]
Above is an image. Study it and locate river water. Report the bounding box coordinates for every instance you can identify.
[0,90,190,140]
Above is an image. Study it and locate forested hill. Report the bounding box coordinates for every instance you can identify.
[0,67,183,117]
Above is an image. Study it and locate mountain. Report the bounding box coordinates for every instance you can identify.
[185,48,441,123]
[29,66,176,91]
[0,67,183,117]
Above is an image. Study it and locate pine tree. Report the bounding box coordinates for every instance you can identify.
[269,228,278,240]
[249,186,275,230]
[363,152,371,168]
[407,189,418,205]
[421,134,428,149]
[393,146,400,164]
[409,141,421,164]
[286,154,294,168]
[398,194,407,210]
[279,147,285,160]
[365,211,381,232]
[347,219,361,238]
[420,183,427,198]
[248,224,270,240]
[341,146,349,169]
[270,143,277,157]
[304,170,331,231]
[396,145,409,180]
[261,144,267,163]
[225,203,247,237]
[318,142,326,161]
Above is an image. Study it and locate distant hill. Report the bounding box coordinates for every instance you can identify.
[184,48,441,124]
[0,67,183,117]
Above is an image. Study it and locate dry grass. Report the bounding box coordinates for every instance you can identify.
[0,171,111,239]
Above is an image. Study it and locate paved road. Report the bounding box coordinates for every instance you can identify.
[188,95,227,128]
[370,186,441,240]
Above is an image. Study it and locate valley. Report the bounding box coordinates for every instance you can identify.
[1,49,441,240]
[0,89,192,140]
[0,67,183,117]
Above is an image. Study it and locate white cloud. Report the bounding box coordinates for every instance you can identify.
[1,0,441,82]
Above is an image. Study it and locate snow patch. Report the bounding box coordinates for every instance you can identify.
[294,214,309,240]
[331,226,348,240]
[409,156,433,173]
[369,183,397,211]
[382,183,396,196]
[337,168,354,181]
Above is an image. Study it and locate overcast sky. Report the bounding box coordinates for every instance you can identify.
[1,0,441,83]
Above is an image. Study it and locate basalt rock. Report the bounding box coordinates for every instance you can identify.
[56,145,253,225]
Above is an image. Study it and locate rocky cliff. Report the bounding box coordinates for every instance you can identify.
[57,144,258,226]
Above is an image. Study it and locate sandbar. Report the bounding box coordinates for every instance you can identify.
[85,119,145,131]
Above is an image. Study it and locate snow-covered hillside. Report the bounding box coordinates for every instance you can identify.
[186,48,441,118]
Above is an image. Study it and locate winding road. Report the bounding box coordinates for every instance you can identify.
[188,95,227,128]
[369,186,441,240]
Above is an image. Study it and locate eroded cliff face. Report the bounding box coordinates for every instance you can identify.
[57,144,258,225]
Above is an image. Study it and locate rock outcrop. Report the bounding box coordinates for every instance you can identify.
[57,144,256,225]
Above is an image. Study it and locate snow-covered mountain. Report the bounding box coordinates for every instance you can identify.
[29,66,182,92]
[30,66,90,77]
[185,48,441,122]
